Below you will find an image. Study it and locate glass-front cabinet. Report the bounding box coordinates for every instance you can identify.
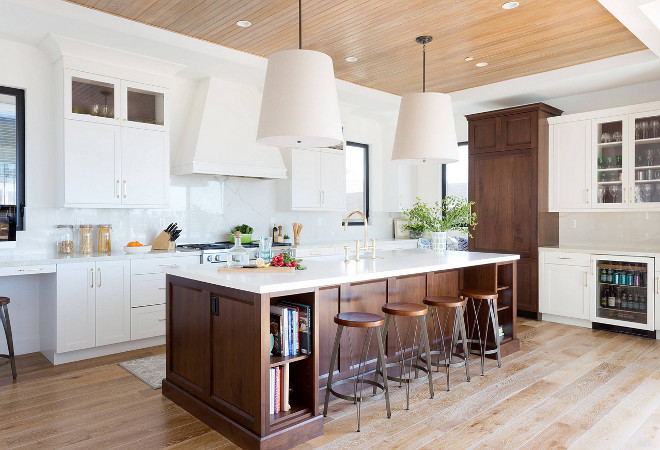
[64,69,167,131]
[592,116,628,208]
[629,110,660,208]
[592,255,655,331]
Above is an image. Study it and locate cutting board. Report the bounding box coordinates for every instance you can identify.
[217,266,296,273]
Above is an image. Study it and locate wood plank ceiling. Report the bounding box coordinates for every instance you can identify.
[64,0,647,95]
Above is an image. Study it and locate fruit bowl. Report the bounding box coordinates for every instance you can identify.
[123,245,152,254]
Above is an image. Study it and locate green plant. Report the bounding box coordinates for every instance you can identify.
[283,234,290,239]
[231,224,253,235]
[402,196,478,237]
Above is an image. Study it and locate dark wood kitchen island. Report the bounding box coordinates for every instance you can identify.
[162,249,519,449]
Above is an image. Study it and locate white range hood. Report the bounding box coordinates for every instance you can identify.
[172,77,287,179]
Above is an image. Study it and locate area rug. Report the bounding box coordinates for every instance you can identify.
[118,354,165,389]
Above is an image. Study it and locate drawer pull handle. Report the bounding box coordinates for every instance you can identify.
[584,272,588,288]
[98,267,102,288]
[158,287,166,290]
[158,318,166,322]
[18,268,45,272]
[310,252,321,256]
[558,257,572,259]
[90,268,94,288]
[158,264,178,267]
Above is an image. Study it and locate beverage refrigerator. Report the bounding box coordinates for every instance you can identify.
[592,255,655,331]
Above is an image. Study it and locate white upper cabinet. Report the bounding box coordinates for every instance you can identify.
[549,120,591,211]
[278,148,346,211]
[548,101,660,212]
[61,66,170,208]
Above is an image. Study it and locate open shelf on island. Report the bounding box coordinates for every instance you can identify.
[497,305,510,312]
[270,404,311,427]
[270,353,310,367]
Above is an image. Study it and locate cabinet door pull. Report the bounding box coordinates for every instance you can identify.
[158,287,167,290]
[584,271,588,288]
[17,268,44,272]
[90,268,94,288]
[656,276,659,295]
[98,267,102,288]
[322,190,325,204]
[558,257,572,259]
[123,180,127,199]
[585,188,590,204]
[116,180,120,198]
[211,296,219,316]
[158,318,166,322]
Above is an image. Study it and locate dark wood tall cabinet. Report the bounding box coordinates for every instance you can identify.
[466,103,562,316]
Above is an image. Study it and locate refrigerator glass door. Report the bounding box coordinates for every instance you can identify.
[592,254,655,331]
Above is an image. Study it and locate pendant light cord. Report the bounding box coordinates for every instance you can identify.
[299,0,302,49]
[422,42,426,93]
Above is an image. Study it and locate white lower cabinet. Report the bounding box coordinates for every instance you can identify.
[656,271,660,331]
[131,304,166,340]
[539,252,591,321]
[56,260,130,352]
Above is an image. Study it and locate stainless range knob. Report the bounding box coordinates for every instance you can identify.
[214,255,222,262]
[207,255,213,262]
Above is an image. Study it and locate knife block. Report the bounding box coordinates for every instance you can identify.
[152,231,175,250]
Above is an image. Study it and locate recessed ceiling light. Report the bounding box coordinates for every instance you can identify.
[476,62,488,67]
[236,20,252,27]
[502,1,519,9]
[345,56,358,62]
[464,56,474,62]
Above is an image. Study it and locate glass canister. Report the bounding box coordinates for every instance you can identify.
[79,224,93,254]
[97,224,112,253]
[57,225,74,254]
[227,232,249,268]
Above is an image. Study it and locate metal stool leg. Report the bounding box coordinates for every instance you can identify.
[489,299,502,368]
[0,305,16,380]
[323,325,343,417]
[457,305,471,382]
[373,314,391,395]
[418,315,434,399]
[375,325,391,419]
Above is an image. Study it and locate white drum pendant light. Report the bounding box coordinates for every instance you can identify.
[392,36,459,164]
[257,0,343,148]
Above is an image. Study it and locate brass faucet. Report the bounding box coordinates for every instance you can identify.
[343,210,376,261]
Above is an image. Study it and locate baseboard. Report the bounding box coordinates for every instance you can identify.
[47,336,165,365]
[539,313,591,328]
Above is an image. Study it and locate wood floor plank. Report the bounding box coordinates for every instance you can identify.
[623,403,660,449]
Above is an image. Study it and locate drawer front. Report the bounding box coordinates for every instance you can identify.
[0,264,56,277]
[131,304,166,340]
[130,255,200,275]
[131,273,166,307]
[294,247,335,258]
[544,251,590,266]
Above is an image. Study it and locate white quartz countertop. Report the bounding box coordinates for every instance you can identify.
[540,246,660,258]
[164,248,520,294]
[0,249,201,267]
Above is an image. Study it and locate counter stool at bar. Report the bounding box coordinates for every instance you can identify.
[0,297,16,379]
[323,312,391,432]
[421,296,470,391]
[459,289,501,376]
[374,303,434,410]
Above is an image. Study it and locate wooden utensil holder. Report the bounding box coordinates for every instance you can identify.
[152,231,175,250]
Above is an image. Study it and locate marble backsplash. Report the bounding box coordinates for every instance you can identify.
[13,175,399,255]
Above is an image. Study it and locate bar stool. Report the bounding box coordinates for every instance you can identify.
[0,297,16,379]
[459,289,501,376]
[323,312,391,432]
[374,303,434,410]
[421,296,470,391]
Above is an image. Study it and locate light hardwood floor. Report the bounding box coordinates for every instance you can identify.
[1,319,660,449]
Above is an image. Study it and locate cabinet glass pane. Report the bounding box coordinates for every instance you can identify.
[633,115,660,204]
[126,88,164,125]
[596,259,648,324]
[595,120,623,204]
[71,77,115,118]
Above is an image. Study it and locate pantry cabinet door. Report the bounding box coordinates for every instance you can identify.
[95,260,131,346]
[550,121,591,211]
[320,151,346,210]
[56,262,96,353]
[290,150,322,208]
[64,120,121,206]
[120,128,169,207]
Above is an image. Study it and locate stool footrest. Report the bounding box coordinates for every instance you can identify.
[378,362,430,385]
[419,351,467,369]
[328,377,387,403]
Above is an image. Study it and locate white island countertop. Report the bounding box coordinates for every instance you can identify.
[164,249,520,294]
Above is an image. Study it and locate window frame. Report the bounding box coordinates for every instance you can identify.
[0,86,25,231]
[441,141,468,204]
[343,141,370,226]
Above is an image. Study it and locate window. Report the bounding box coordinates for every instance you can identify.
[443,141,468,200]
[0,86,25,239]
[344,142,369,225]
